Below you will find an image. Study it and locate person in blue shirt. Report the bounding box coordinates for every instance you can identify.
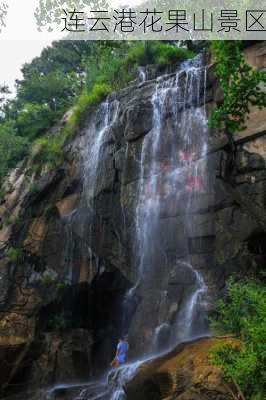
[111,336,129,368]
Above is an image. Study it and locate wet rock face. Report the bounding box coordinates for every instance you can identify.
[0,329,92,399]
[125,337,240,400]
[30,330,93,385]
[0,43,265,393]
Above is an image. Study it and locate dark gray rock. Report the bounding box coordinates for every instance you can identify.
[124,101,154,142]
[1,45,266,398]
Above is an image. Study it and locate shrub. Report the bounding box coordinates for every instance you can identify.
[211,278,266,399]
[56,282,68,290]
[7,246,23,263]
[70,82,112,127]
[40,268,58,287]
[34,81,113,170]
[125,42,194,68]
[35,134,64,169]
[1,41,195,177]
[209,41,266,134]
[16,102,55,140]
[152,43,195,66]
[0,121,29,184]
[86,49,132,91]
[125,42,152,66]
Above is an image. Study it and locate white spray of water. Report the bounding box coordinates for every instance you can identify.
[83,99,120,203]
[57,56,211,400]
[138,66,147,83]
[132,55,210,353]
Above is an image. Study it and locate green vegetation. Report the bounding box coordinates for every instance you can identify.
[40,272,58,287]
[210,41,266,134]
[0,41,194,178]
[28,181,40,195]
[125,42,194,68]
[211,278,266,400]
[0,121,29,184]
[56,282,68,290]
[7,246,23,263]
[0,42,94,180]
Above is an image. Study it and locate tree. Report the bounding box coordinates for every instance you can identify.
[16,70,80,111]
[0,122,29,184]
[209,42,266,232]
[210,41,266,135]
[21,41,95,77]
[16,103,55,139]
[211,279,266,400]
[0,84,10,113]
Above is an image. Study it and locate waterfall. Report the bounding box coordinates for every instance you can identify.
[62,209,77,285]
[83,99,120,204]
[52,55,211,400]
[138,66,147,83]
[107,55,211,400]
[60,97,120,289]
[128,55,209,356]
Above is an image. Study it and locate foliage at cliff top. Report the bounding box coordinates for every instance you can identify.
[0,40,194,179]
[211,278,266,400]
[209,41,266,135]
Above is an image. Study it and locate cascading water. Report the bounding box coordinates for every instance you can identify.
[61,97,120,287]
[138,66,147,83]
[83,99,120,204]
[127,55,209,356]
[109,55,211,399]
[45,97,122,400]
[52,54,211,400]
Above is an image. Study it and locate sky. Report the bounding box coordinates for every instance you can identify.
[0,40,51,92]
[0,0,53,92]
[0,0,144,93]
[1,0,257,92]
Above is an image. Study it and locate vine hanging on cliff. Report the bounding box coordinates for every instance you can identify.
[209,41,266,135]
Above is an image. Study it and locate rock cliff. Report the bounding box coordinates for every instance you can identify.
[0,42,265,398]
[125,336,240,400]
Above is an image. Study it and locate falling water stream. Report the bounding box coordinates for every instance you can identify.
[109,56,210,399]
[47,55,211,400]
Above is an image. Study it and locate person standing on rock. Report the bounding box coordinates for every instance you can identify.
[110,336,129,368]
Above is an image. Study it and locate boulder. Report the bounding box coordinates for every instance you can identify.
[125,336,240,400]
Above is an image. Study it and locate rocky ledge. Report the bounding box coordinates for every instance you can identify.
[125,336,240,400]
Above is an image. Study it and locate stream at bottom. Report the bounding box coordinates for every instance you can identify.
[45,56,211,400]
[44,360,144,400]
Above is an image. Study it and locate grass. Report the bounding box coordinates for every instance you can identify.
[34,82,112,170]
[32,42,195,172]
[7,246,23,263]
[125,42,195,67]
[210,278,266,400]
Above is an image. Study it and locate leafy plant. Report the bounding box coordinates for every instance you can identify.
[152,43,194,66]
[0,121,29,185]
[0,41,195,179]
[7,246,23,263]
[211,278,266,399]
[68,82,112,129]
[209,41,266,134]
[16,102,55,140]
[35,134,64,169]
[125,42,194,68]
[56,281,68,290]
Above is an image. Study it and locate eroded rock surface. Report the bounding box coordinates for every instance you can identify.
[0,42,265,396]
[125,337,239,400]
